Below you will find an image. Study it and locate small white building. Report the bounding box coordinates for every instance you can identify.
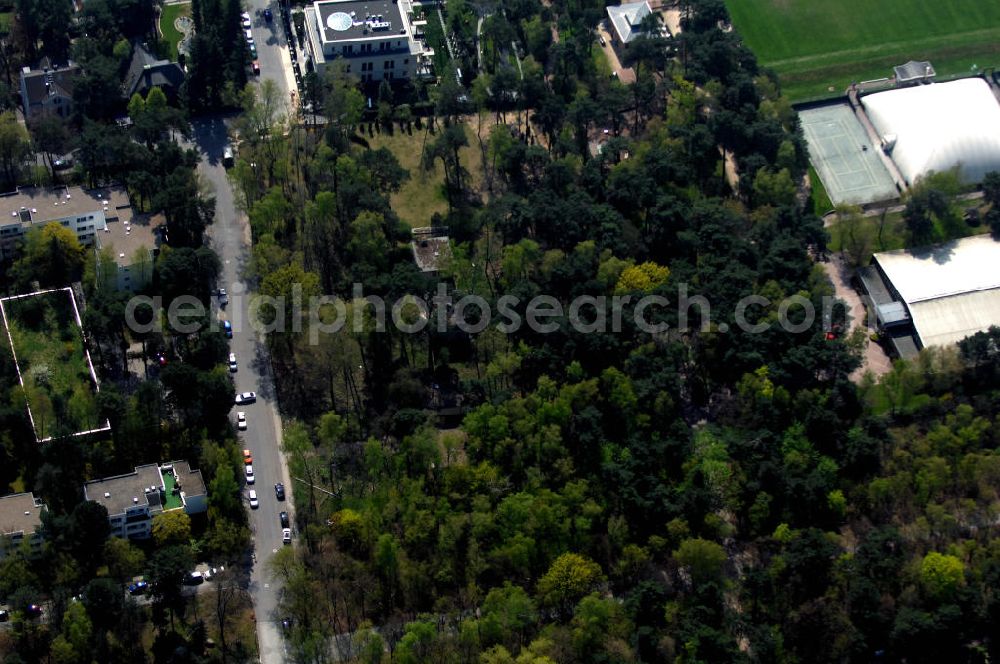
[606,1,654,50]
[0,492,46,560]
[304,0,433,81]
[83,461,208,540]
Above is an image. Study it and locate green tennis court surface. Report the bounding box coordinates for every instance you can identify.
[799,104,898,205]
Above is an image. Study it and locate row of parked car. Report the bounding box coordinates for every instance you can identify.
[126,565,226,597]
[245,444,292,543]
[242,8,271,76]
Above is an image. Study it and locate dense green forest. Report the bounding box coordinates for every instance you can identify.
[218,0,1000,661]
[0,0,998,660]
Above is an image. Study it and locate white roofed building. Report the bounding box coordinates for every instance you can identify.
[872,235,1000,349]
[303,0,434,81]
[606,1,654,47]
[862,78,1000,185]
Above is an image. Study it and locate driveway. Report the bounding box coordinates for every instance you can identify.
[821,255,892,380]
[596,25,636,83]
[190,117,293,664]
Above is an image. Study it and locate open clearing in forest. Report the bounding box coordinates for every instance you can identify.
[0,288,106,441]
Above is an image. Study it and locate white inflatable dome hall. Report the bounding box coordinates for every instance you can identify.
[862,78,1000,185]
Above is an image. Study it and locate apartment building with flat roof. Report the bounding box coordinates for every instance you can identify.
[83,461,207,540]
[304,0,434,81]
[0,492,46,559]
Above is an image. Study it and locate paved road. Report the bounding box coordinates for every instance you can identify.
[183,8,304,661]
[191,117,292,664]
[247,0,297,111]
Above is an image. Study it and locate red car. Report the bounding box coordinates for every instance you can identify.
[252,60,261,76]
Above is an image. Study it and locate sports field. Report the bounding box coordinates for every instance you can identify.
[799,104,897,206]
[726,0,1000,101]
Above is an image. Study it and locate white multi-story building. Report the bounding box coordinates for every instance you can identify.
[304,0,434,82]
[83,461,208,540]
[0,186,158,291]
[0,492,46,560]
[0,186,118,259]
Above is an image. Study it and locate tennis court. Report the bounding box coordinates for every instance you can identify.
[800,104,898,206]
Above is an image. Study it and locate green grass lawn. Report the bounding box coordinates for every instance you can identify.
[592,46,612,79]
[726,0,1000,100]
[160,468,185,509]
[1,289,101,439]
[809,166,833,216]
[159,2,191,61]
[829,206,990,259]
[365,122,483,228]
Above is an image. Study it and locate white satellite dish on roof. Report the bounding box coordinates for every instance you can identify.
[327,11,352,31]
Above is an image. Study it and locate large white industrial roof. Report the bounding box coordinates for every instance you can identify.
[863,78,1000,185]
[908,291,1000,348]
[874,235,1000,348]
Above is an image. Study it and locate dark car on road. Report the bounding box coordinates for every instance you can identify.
[279,511,289,528]
[274,483,285,501]
[264,7,273,21]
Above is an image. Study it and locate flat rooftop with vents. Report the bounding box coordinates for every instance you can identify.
[0,492,46,559]
[83,460,208,539]
[315,0,406,43]
[305,0,432,79]
[1,186,115,227]
[0,185,133,261]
